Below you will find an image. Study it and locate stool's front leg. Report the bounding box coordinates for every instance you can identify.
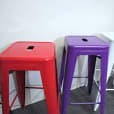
[0,65,9,114]
[41,60,59,114]
[100,51,109,114]
[61,49,77,114]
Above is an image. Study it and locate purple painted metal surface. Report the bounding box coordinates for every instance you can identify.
[65,36,109,48]
[59,36,109,114]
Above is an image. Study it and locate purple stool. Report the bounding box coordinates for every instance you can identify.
[59,36,109,114]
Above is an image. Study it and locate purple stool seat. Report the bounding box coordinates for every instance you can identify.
[59,36,109,114]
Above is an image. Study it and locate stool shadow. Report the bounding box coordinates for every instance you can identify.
[54,37,64,78]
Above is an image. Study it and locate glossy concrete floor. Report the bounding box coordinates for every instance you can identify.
[10,77,114,114]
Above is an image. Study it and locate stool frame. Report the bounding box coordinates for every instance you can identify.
[59,36,109,114]
[0,42,59,114]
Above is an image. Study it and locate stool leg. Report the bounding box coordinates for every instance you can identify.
[0,66,9,114]
[61,50,77,114]
[59,48,66,91]
[41,60,59,114]
[100,52,108,114]
[16,71,25,108]
[88,55,96,95]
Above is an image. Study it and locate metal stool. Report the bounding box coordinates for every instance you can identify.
[0,41,59,114]
[59,36,109,114]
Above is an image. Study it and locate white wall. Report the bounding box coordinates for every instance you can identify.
[0,0,114,44]
[0,0,114,112]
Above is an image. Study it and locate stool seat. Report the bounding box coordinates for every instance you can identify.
[65,36,109,48]
[0,42,55,61]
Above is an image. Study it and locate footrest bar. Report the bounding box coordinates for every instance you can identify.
[9,94,18,110]
[70,102,100,105]
[106,89,114,91]
[73,77,88,78]
[25,86,43,89]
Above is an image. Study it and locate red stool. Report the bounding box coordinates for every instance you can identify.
[0,41,59,114]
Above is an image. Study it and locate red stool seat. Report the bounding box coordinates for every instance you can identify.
[0,42,55,61]
[0,41,59,114]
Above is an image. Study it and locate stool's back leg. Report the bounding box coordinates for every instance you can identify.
[88,55,96,95]
[16,71,25,108]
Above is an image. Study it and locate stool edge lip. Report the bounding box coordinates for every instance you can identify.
[0,55,55,62]
[10,41,55,45]
[67,44,109,48]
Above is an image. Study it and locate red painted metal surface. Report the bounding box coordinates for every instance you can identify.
[9,94,18,110]
[0,41,60,114]
[25,86,43,89]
